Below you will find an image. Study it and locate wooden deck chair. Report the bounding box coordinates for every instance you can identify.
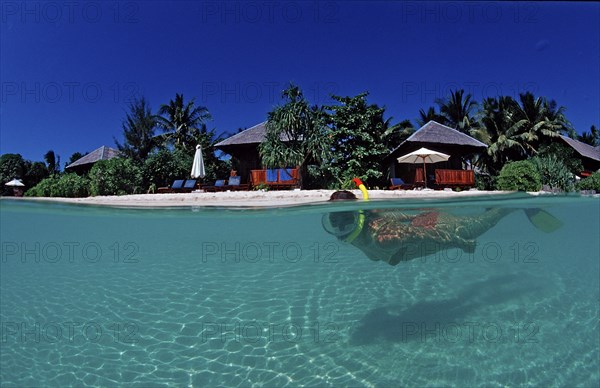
[157,179,185,193]
[223,176,250,191]
[203,179,226,192]
[389,177,414,190]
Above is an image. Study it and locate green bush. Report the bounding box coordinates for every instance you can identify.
[531,154,575,192]
[576,172,600,192]
[25,176,58,197]
[26,173,89,197]
[88,158,142,196]
[475,173,496,191]
[142,149,192,189]
[58,173,90,197]
[537,142,583,175]
[496,160,542,191]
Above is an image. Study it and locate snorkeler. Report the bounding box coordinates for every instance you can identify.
[322,179,562,266]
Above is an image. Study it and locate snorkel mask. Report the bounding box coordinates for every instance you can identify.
[322,178,368,243]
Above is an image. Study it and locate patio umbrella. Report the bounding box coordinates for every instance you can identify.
[191,145,206,179]
[397,147,450,188]
[5,178,24,187]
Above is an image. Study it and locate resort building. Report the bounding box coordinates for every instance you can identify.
[65,146,121,174]
[215,122,293,183]
[386,121,487,186]
[558,136,600,175]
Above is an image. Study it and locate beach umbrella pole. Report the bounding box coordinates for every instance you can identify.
[422,158,427,188]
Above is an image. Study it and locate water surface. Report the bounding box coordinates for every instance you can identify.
[1,195,598,387]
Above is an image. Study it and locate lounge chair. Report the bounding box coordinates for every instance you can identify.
[203,179,226,192]
[250,168,300,190]
[266,169,279,184]
[389,177,414,190]
[250,170,267,187]
[157,179,186,193]
[182,179,197,192]
[275,168,299,189]
[223,176,250,191]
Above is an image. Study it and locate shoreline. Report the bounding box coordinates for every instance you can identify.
[4,189,521,208]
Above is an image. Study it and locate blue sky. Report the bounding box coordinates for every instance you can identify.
[1,1,599,164]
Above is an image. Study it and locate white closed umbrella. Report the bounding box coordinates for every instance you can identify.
[397,147,450,188]
[191,145,206,179]
[5,178,25,187]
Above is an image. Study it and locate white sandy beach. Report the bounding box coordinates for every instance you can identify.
[17,189,517,208]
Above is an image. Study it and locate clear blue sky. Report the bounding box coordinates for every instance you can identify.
[1,1,599,164]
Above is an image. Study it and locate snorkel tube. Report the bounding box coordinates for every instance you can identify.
[352,178,369,201]
[322,178,370,243]
[342,178,368,243]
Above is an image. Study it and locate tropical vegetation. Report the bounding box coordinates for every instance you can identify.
[2,85,597,197]
[576,172,600,192]
[259,85,331,188]
[496,160,542,192]
[157,93,212,153]
[26,173,89,198]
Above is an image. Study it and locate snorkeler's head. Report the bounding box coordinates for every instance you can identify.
[329,190,357,201]
[322,211,360,239]
[323,190,365,241]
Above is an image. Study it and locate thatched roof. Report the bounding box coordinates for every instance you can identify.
[65,146,121,170]
[404,121,487,148]
[215,122,292,149]
[387,121,487,161]
[216,122,268,147]
[560,136,600,162]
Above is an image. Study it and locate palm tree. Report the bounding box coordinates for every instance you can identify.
[544,98,574,136]
[67,152,86,166]
[157,93,211,152]
[475,96,526,175]
[578,125,599,146]
[382,119,415,150]
[115,97,157,162]
[44,150,60,175]
[435,89,478,133]
[508,92,563,156]
[417,107,446,127]
[475,92,571,175]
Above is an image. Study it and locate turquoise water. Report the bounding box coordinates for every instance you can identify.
[1,195,598,387]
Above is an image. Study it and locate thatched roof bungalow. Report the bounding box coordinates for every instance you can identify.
[386,121,487,183]
[559,136,600,173]
[215,122,291,182]
[65,146,121,174]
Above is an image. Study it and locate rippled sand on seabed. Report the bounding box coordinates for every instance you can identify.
[1,196,598,387]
